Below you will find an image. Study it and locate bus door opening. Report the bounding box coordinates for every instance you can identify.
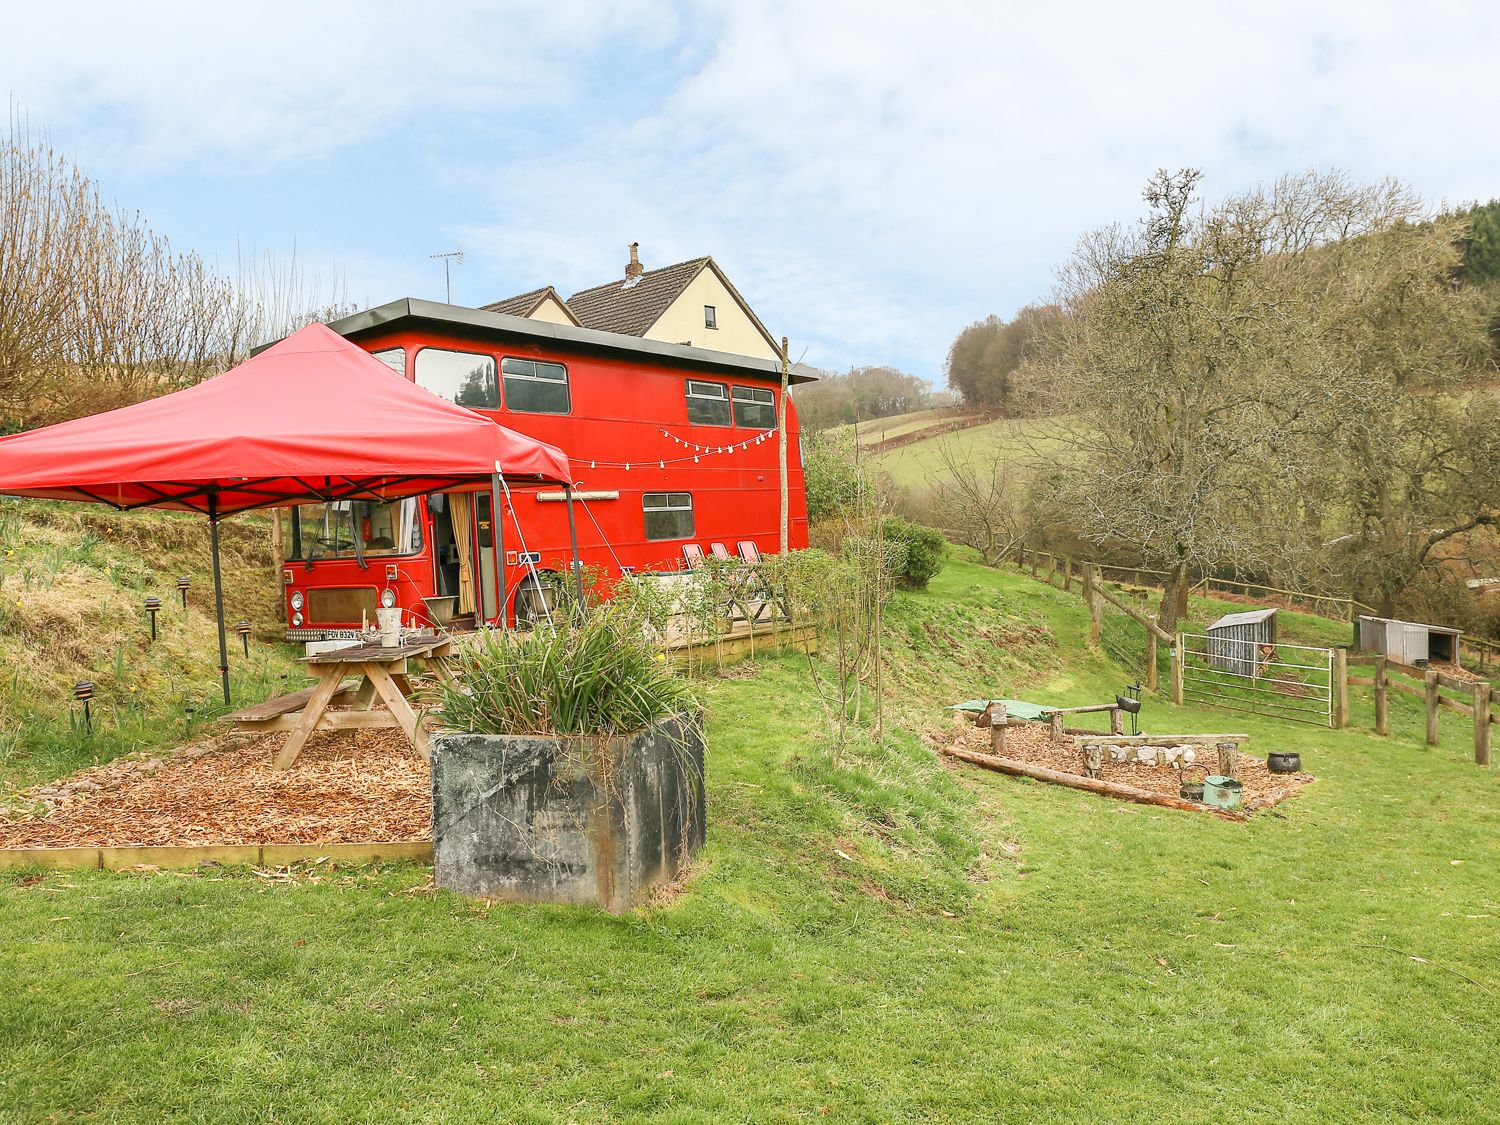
[475,494,498,621]
[428,494,462,601]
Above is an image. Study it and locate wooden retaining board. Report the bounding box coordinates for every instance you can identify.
[0,840,432,871]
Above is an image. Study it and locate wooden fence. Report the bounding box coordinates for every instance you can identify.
[1348,654,1494,767]
[1016,550,1497,765]
[1016,546,1500,673]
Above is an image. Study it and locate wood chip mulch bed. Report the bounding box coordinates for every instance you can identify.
[953,721,1315,811]
[0,730,430,849]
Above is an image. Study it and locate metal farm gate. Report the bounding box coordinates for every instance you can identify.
[1179,632,1335,727]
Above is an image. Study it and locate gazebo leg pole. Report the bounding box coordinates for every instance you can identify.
[563,485,585,614]
[207,497,231,707]
[490,473,506,630]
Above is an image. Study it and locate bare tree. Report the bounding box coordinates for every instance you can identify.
[0,110,350,430]
[925,437,1039,565]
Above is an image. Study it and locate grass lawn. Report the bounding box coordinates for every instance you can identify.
[3,559,1498,1122]
[874,417,1067,489]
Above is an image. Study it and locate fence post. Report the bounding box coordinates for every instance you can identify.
[1062,557,1073,593]
[1425,668,1441,748]
[1146,614,1159,693]
[1333,647,1349,730]
[1031,550,1041,578]
[1084,564,1102,644]
[1374,655,1389,736]
[1172,632,1185,706]
[1473,681,1492,767]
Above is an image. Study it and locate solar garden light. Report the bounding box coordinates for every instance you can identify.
[177,575,191,608]
[73,680,95,735]
[236,619,252,657]
[144,595,161,640]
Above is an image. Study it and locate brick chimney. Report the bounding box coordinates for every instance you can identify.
[625,242,643,280]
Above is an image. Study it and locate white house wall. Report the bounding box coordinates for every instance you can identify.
[646,269,779,360]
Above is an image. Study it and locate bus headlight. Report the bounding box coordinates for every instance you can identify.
[290,591,304,611]
[381,588,397,608]
[292,612,304,626]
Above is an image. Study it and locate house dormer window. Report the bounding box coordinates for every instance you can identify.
[704,305,717,330]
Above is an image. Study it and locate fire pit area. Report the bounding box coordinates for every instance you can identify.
[943,720,1314,817]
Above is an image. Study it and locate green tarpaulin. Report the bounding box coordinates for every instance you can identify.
[947,698,1051,721]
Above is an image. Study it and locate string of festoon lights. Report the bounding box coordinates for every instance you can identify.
[580,427,778,471]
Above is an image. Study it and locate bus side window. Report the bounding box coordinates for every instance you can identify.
[685,380,730,426]
[731,385,776,428]
[415,348,498,410]
[643,492,694,540]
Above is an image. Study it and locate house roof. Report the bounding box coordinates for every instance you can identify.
[565,256,781,354]
[567,256,712,336]
[1208,608,1278,630]
[314,298,818,384]
[480,285,581,326]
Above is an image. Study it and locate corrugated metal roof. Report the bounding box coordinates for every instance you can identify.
[1208,608,1278,630]
[1356,614,1461,636]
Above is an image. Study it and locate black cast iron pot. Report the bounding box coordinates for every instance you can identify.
[1266,751,1301,774]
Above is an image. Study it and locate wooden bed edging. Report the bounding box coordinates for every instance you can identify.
[0,839,433,872]
[942,744,1246,821]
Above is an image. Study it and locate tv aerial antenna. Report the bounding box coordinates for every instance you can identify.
[430,250,464,303]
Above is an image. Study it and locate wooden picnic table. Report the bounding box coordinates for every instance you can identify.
[230,634,458,771]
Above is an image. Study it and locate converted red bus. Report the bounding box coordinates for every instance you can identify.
[282,299,811,639]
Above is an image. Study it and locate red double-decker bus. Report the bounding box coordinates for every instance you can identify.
[282,299,811,640]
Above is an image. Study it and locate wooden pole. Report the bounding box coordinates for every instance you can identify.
[1425,668,1441,748]
[777,336,790,554]
[1473,680,1492,767]
[989,702,1008,755]
[1085,564,1102,644]
[1062,556,1072,593]
[1146,614,1159,693]
[942,744,1243,820]
[1172,632,1185,706]
[1374,655,1389,736]
[1049,710,1065,746]
[1333,647,1349,730]
[1048,553,1058,587]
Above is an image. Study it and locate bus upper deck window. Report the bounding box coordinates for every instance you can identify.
[731,385,776,429]
[501,358,570,414]
[370,347,406,375]
[685,380,730,426]
[415,348,498,409]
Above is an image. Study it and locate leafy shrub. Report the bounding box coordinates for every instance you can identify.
[881,516,945,590]
[802,428,879,522]
[436,601,698,736]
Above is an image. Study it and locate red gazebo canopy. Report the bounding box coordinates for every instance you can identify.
[0,322,572,515]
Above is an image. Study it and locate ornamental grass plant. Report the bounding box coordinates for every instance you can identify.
[436,600,698,736]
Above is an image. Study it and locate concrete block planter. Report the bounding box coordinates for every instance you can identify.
[431,712,705,911]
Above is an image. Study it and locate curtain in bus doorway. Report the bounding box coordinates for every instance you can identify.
[447,492,477,615]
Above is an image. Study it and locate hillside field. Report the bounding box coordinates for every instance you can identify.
[4,553,1497,1121]
[869,413,1065,489]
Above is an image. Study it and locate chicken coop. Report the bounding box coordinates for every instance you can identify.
[1355,615,1461,669]
[1206,608,1278,677]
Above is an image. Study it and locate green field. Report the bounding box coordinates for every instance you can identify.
[4,556,1498,1121]
[872,415,1067,489]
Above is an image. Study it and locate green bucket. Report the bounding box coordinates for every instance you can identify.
[1202,775,1243,810]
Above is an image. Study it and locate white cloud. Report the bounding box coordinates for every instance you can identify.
[7,0,1500,376]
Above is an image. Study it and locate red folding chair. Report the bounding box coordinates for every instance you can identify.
[682,543,706,570]
[710,542,733,561]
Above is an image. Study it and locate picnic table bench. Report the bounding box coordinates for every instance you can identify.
[230,634,458,771]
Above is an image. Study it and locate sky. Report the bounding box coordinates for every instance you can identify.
[5,0,1500,382]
